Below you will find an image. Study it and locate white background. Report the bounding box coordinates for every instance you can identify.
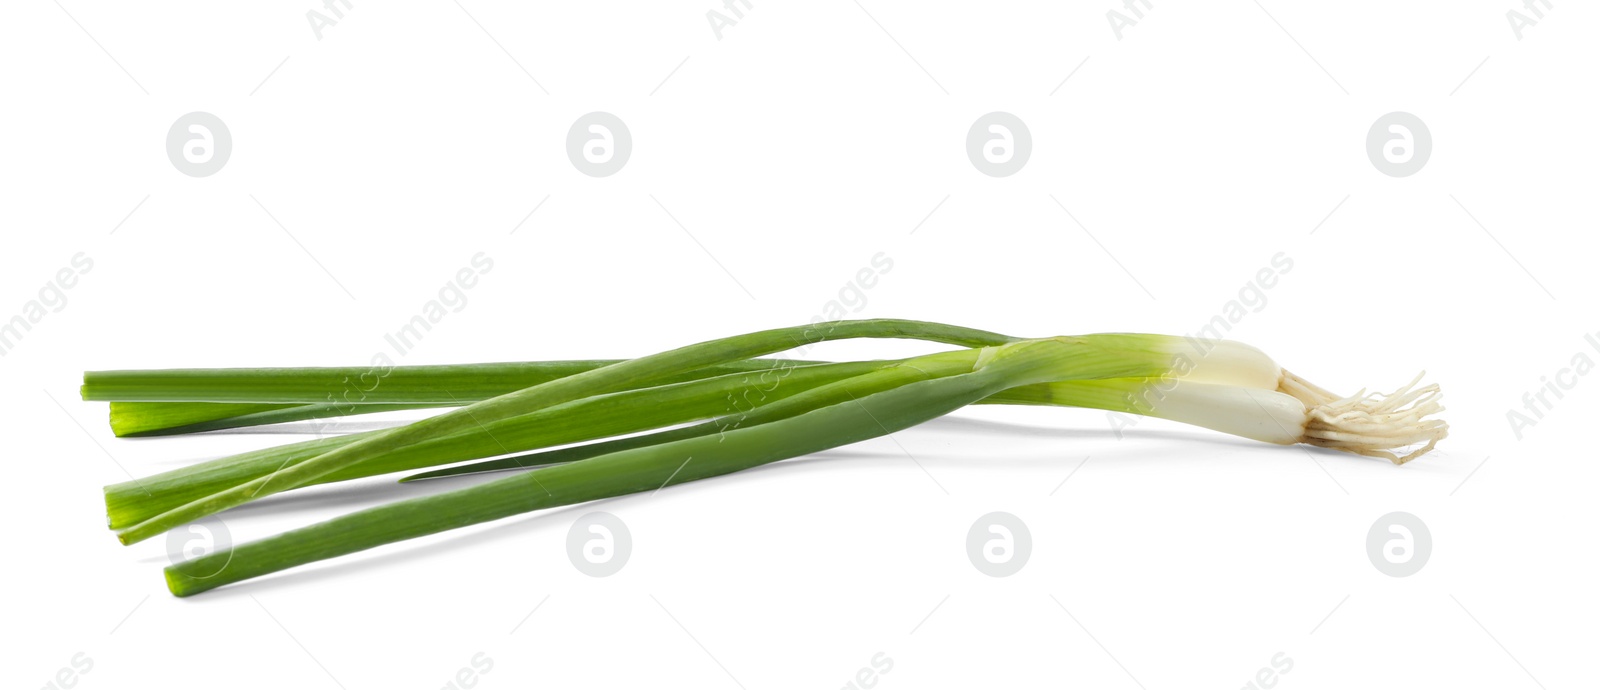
[3,1,1596,688]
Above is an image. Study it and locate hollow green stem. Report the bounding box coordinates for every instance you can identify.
[106,360,889,528]
[99,358,827,435]
[116,319,1019,544]
[167,336,1136,596]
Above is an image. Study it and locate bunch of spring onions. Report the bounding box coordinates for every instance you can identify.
[83,319,1447,596]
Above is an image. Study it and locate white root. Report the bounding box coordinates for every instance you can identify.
[1282,371,1448,465]
[1277,369,1341,407]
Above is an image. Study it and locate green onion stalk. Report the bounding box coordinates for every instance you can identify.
[84,320,1446,596]
[163,336,1140,595]
[87,359,839,437]
[104,360,889,529]
[111,320,1021,545]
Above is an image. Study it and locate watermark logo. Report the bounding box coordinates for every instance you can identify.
[166,112,231,177]
[1508,0,1554,40]
[1107,0,1155,40]
[567,112,631,177]
[839,652,893,689]
[966,511,1031,577]
[1366,511,1430,577]
[0,252,93,359]
[439,653,493,690]
[707,0,754,40]
[966,112,1031,177]
[811,251,894,324]
[381,252,495,358]
[39,653,92,690]
[1506,330,1598,440]
[1107,251,1294,434]
[307,0,355,40]
[717,252,894,439]
[1182,251,1294,353]
[315,252,494,427]
[1365,112,1430,178]
[567,511,631,577]
[165,515,233,578]
[1239,652,1293,690]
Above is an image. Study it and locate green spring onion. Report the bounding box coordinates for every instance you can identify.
[83,319,1447,596]
[92,359,823,436]
[111,320,1019,545]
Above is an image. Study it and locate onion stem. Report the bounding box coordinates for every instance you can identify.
[114,320,1021,544]
[164,336,1164,596]
[78,319,1447,596]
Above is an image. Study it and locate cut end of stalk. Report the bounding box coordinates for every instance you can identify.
[164,567,197,598]
[1283,370,1448,465]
